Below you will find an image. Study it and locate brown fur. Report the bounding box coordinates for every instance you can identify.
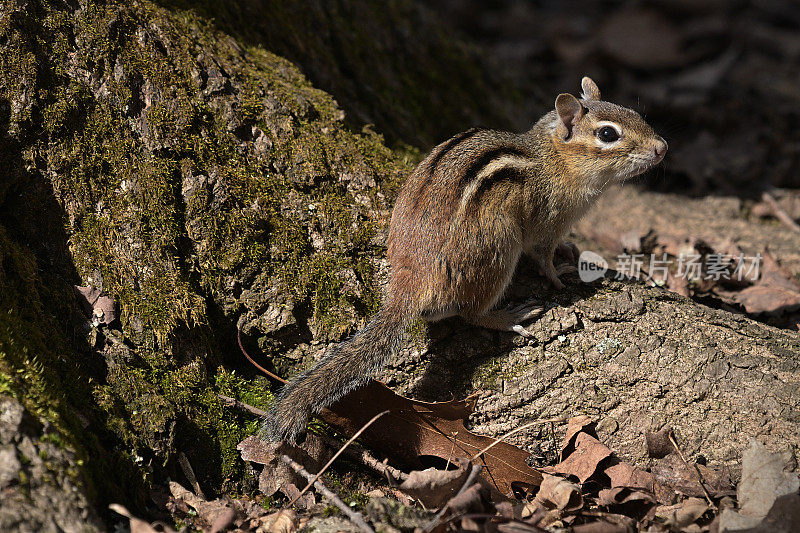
[262,78,666,442]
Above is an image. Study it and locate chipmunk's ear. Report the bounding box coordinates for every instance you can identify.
[555,93,585,140]
[581,77,601,101]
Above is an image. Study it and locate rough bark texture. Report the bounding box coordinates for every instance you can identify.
[0,396,103,532]
[153,0,524,147]
[0,0,798,527]
[386,270,800,473]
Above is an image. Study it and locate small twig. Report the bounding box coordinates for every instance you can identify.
[288,410,390,507]
[470,417,567,461]
[422,464,484,533]
[668,431,715,507]
[280,453,375,533]
[314,431,408,483]
[445,431,458,471]
[177,451,205,500]
[762,192,800,233]
[217,394,268,417]
[238,328,287,383]
[346,440,409,484]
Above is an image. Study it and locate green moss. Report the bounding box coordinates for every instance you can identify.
[154,0,520,147]
[0,0,426,514]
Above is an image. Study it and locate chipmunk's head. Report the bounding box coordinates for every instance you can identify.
[551,77,667,189]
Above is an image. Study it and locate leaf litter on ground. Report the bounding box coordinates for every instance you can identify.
[226,340,799,532]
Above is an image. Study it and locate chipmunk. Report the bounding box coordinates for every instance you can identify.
[262,77,667,443]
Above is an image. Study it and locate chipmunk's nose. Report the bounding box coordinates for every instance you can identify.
[653,137,668,160]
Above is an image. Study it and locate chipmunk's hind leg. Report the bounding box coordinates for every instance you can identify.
[465,301,544,338]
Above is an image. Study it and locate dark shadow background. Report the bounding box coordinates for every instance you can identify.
[426,0,800,199]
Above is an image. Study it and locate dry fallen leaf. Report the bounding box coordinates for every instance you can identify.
[726,251,800,315]
[651,453,733,501]
[74,284,116,325]
[604,461,657,494]
[544,422,613,483]
[169,481,242,530]
[719,440,800,531]
[238,433,329,505]
[534,474,583,512]
[655,498,709,530]
[438,482,494,532]
[597,487,655,507]
[320,380,543,496]
[256,509,298,533]
[399,457,472,508]
[645,427,677,459]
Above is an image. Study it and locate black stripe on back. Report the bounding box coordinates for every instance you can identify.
[427,127,483,178]
[459,147,527,189]
[470,166,529,203]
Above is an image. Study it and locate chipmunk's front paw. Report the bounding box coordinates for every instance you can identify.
[556,241,580,264]
[259,405,310,444]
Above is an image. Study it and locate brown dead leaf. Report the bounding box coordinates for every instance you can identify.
[651,453,733,500]
[321,380,542,496]
[655,497,709,530]
[209,507,237,533]
[534,474,583,512]
[169,482,242,529]
[238,435,279,464]
[597,487,655,507]
[399,457,471,508]
[545,428,613,483]
[74,285,116,325]
[256,509,298,533]
[444,482,492,516]
[560,415,596,455]
[719,440,800,531]
[571,510,637,533]
[727,250,800,315]
[604,461,657,494]
[596,487,657,523]
[238,433,330,503]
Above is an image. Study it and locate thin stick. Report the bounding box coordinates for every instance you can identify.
[422,464,484,533]
[238,328,287,383]
[349,443,408,484]
[668,431,715,507]
[312,431,408,483]
[177,451,205,499]
[217,394,268,417]
[288,410,390,507]
[279,453,375,533]
[470,417,567,461]
[762,192,800,233]
[445,431,458,471]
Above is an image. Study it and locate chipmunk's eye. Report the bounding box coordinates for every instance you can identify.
[597,126,620,143]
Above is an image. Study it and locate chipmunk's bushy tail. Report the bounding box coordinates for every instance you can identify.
[261,301,412,443]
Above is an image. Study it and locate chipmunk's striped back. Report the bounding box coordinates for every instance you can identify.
[262,77,667,443]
